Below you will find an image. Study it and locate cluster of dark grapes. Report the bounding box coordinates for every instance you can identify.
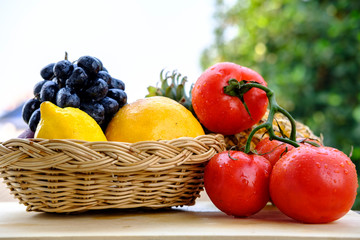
[22,54,127,133]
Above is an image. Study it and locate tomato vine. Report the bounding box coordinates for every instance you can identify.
[223,79,300,153]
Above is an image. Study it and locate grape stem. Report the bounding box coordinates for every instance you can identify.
[223,79,300,153]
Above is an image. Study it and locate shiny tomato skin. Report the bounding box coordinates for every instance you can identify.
[255,138,295,167]
[192,62,268,135]
[204,151,272,217]
[270,146,358,223]
[255,137,322,167]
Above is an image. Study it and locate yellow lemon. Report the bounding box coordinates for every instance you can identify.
[35,101,107,141]
[105,96,205,142]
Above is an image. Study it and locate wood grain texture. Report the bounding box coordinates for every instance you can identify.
[0,201,359,239]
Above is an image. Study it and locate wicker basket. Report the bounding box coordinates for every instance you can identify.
[0,134,225,213]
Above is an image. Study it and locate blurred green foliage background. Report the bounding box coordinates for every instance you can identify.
[200,0,360,209]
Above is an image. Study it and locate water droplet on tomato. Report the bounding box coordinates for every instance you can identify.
[340,163,345,168]
[334,169,340,173]
[344,169,349,174]
[241,178,249,185]
[315,162,321,168]
[324,164,328,169]
[333,179,337,183]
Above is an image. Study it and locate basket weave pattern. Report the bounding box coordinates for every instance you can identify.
[0,134,225,213]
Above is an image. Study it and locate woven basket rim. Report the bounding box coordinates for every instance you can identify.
[0,133,224,144]
[0,134,226,173]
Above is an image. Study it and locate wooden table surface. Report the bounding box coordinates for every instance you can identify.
[1,188,360,240]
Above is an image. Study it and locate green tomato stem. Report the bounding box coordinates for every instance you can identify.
[223,80,300,153]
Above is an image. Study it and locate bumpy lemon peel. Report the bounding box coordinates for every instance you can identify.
[105,96,204,143]
[35,101,107,141]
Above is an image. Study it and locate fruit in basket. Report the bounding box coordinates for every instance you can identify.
[105,96,204,142]
[28,109,41,133]
[40,81,59,103]
[146,68,321,150]
[270,146,358,223]
[22,98,41,124]
[192,62,268,135]
[22,53,127,132]
[18,128,35,139]
[146,69,193,113]
[40,63,56,80]
[34,101,107,141]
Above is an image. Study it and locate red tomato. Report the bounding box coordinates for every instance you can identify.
[270,146,358,223]
[255,138,295,167]
[192,62,268,135]
[255,137,322,166]
[204,151,272,217]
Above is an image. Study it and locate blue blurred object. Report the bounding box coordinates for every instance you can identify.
[0,103,27,129]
